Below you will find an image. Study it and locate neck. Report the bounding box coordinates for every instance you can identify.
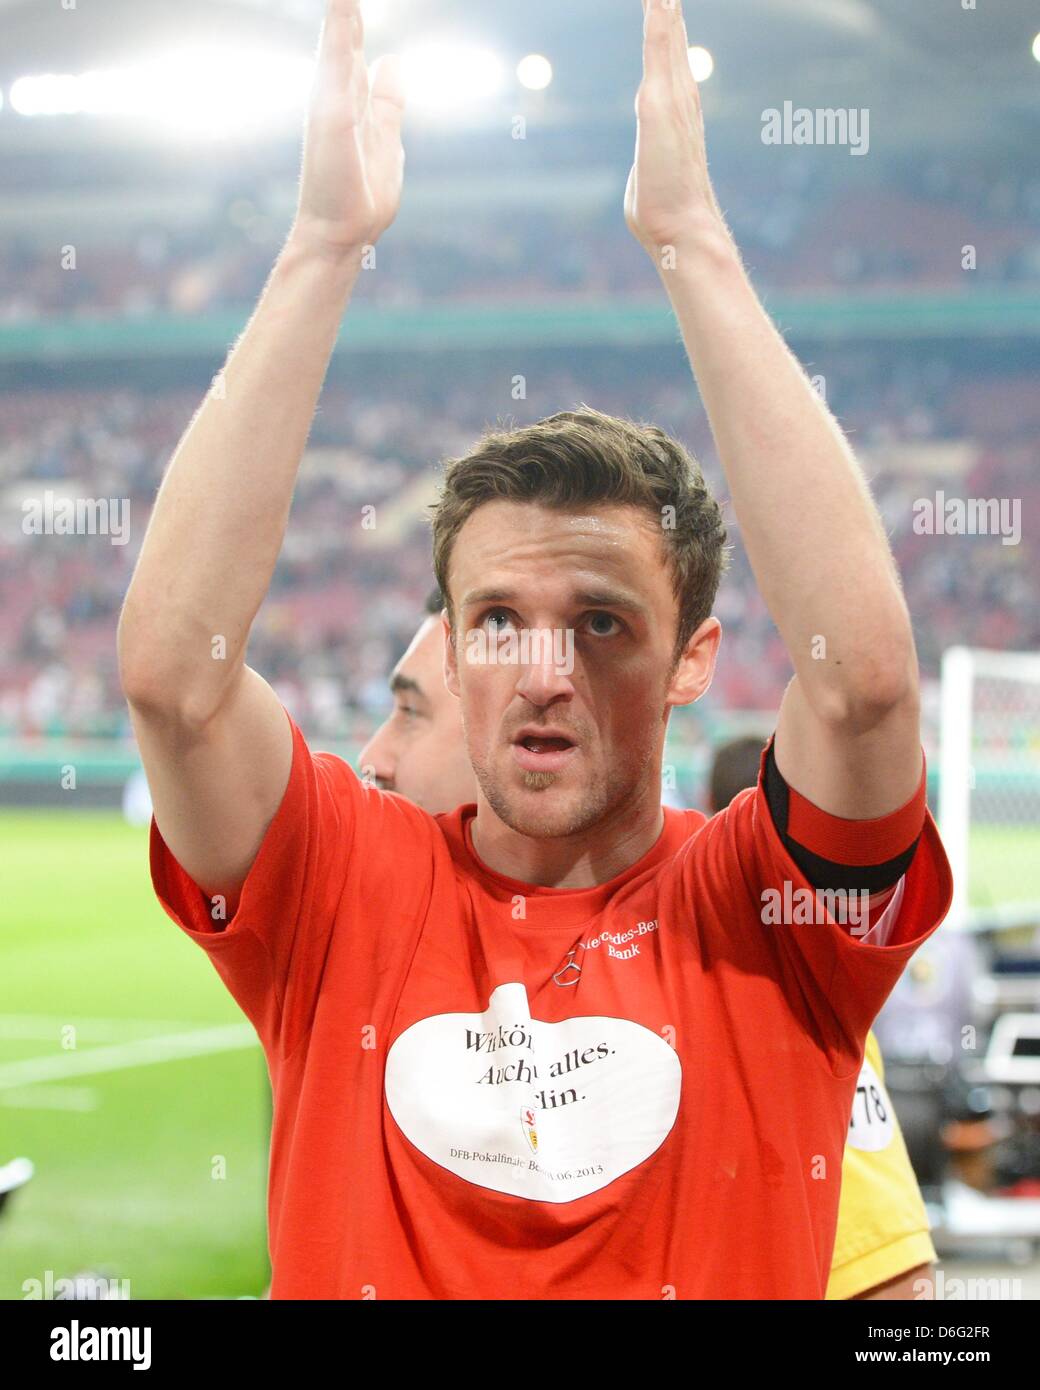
[469,787,666,889]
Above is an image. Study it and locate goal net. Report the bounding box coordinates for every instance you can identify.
[939,647,1040,932]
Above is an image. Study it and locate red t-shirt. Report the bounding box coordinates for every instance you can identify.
[150,712,953,1300]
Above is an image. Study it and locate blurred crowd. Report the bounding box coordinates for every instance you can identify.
[2,152,1039,323]
[2,340,1036,746]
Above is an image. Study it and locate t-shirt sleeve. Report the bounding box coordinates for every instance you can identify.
[149,709,361,1056]
[696,739,954,1076]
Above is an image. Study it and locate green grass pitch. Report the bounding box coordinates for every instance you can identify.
[967,825,1040,917]
[2,808,1038,1301]
[1,811,269,1300]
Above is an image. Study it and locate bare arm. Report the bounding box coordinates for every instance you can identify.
[856,1264,933,1300]
[118,0,405,910]
[625,0,919,819]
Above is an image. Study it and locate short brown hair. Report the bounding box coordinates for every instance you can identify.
[430,405,728,663]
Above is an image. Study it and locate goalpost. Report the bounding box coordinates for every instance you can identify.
[940,647,1040,933]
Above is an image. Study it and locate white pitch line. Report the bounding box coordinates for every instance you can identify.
[0,1015,203,1041]
[1,1086,98,1112]
[0,1024,259,1091]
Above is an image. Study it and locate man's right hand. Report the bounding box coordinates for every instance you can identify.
[119,0,405,916]
[292,0,406,256]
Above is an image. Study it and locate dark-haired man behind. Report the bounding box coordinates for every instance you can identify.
[358,589,475,813]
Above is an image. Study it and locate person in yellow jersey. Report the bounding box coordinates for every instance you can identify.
[828,1031,936,1299]
[361,597,937,1300]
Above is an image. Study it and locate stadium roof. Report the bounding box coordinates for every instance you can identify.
[0,0,1036,160]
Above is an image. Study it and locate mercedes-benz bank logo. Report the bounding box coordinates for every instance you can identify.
[552,919,661,984]
[553,944,584,987]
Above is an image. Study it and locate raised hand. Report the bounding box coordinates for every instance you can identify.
[292,0,406,255]
[624,0,726,259]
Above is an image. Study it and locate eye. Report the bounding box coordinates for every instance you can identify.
[582,611,623,637]
[481,607,518,634]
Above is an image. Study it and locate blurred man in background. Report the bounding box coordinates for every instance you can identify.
[359,590,474,812]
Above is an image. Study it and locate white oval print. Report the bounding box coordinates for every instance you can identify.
[846,1056,895,1153]
[385,982,682,1203]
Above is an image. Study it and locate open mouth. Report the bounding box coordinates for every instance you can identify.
[519,736,573,754]
[511,730,577,775]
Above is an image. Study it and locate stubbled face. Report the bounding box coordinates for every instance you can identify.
[444,500,718,840]
[359,616,477,815]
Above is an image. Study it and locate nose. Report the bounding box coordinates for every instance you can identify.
[513,628,576,709]
[358,723,394,790]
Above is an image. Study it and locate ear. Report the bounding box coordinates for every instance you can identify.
[443,610,461,698]
[666,616,722,709]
